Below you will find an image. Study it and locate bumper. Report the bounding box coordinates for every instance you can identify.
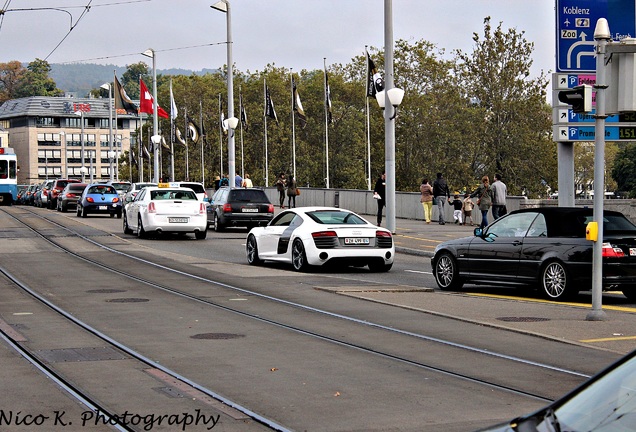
[306,246,395,266]
[143,214,207,233]
[83,203,121,214]
[217,213,274,227]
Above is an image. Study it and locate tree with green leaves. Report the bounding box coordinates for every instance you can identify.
[454,17,555,196]
[14,59,63,99]
[0,61,26,103]
[611,143,636,197]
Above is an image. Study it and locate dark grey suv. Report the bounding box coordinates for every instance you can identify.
[207,187,274,231]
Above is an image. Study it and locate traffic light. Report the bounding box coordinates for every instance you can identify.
[558,84,593,113]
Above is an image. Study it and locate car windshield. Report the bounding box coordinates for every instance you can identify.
[68,185,87,192]
[581,214,636,234]
[56,181,70,188]
[88,185,116,194]
[135,183,156,190]
[179,183,205,194]
[229,189,269,202]
[111,183,130,192]
[150,189,197,200]
[306,210,367,225]
[537,353,636,431]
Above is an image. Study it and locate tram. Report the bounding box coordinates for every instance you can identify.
[0,147,18,205]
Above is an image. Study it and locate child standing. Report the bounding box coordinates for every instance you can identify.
[462,193,474,226]
[451,194,463,225]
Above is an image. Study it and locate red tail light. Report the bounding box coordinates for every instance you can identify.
[223,203,232,213]
[312,231,337,238]
[376,230,392,238]
[86,197,94,203]
[66,193,76,198]
[148,202,156,213]
[112,197,119,203]
[602,242,626,258]
[199,203,206,214]
[267,204,274,213]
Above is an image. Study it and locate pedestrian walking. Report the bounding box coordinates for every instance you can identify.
[471,175,494,228]
[432,172,450,225]
[276,172,286,208]
[450,194,463,225]
[462,193,474,226]
[213,175,221,190]
[234,173,243,187]
[419,178,434,224]
[242,173,253,188]
[373,171,386,226]
[491,173,508,220]
[286,174,298,208]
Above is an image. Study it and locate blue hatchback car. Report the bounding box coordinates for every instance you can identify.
[76,183,122,218]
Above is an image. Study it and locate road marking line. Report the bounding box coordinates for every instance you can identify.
[580,336,636,343]
[405,269,433,275]
[468,293,636,313]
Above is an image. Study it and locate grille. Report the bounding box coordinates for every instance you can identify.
[313,237,339,249]
[376,236,393,248]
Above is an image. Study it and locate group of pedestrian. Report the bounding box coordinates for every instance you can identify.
[275,172,299,209]
[419,172,507,228]
[213,173,254,190]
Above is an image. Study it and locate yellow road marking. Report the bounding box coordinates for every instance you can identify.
[467,293,636,313]
[394,234,441,244]
[581,335,636,343]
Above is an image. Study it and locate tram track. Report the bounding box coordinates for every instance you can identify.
[0,206,622,430]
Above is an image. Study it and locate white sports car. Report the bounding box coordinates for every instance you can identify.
[123,185,208,239]
[246,207,394,272]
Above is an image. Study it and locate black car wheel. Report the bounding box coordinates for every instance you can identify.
[81,205,88,218]
[195,230,207,240]
[76,205,81,217]
[291,239,309,271]
[622,288,636,302]
[434,252,463,290]
[123,212,133,235]
[213,213,224,232]
[137,215,147,239]
[246,235,263,265]
[541,260,576,300]
[61,202,67,212]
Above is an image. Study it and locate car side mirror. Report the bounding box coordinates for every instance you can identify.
[473,227,483,237]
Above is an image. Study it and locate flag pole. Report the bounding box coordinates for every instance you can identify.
[169,78,175,182]
[263,79,269,187]
[200,99,205,185]
[290,69,296,179]
[324,58,330,189]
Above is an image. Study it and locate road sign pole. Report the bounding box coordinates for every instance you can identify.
[587,18,610,322]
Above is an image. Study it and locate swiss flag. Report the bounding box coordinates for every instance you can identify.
[140,79,169,118]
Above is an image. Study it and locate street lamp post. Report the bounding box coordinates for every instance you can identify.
[142,48,160,183]
[212,0,236,189]
[379,0,404,234]
[108,150,117,181]
[100,83,114,181]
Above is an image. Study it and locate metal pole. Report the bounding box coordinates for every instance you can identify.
[226,0,236,188]
[80,111,85,182]
[324,58,330,189]
[151,50,159,183]
[383,0,396,233]
[108,84,113,181]
[587,19,611,321]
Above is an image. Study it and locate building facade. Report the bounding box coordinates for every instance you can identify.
[0,96,141,185]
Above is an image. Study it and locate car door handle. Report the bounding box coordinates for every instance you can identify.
[512,240,522,246]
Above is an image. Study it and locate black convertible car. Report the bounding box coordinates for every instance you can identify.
[431,207,636,301]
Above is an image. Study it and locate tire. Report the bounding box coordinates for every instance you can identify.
[109,212,115,218]
[81,205,88,218]
[434,251,464,290]
[116,211,122,219]
[622,288,636,302]
[137,215,147,239]
[246,235,263,265]
[213,213,224,232]
[540,260,576,301]
[291,238,310,272]
[195,230,207,240]
[61,202,67,213]
[123,213,133,235]
[77,206,81,217]
[368,261,393,272]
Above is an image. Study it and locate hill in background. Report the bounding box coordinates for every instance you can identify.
[49,63,218,96]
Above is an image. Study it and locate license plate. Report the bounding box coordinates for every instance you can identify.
[98,206,107,210]
[169,217,188,223]
[242,208,258,213]
[631,248,636,256]
[345,238,369,245]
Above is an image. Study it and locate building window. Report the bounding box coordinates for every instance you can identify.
[36,117,56,127]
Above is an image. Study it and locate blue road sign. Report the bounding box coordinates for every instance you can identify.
[556,0,636,72]
[554,125,636,141]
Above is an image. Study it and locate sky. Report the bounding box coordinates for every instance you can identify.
[0,0,556,78]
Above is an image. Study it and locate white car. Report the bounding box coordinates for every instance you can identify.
[123,186,208,240]
[246,207,394,272]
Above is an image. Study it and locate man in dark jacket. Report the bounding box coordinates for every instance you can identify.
[432,172,450,225]
[373,171,386,226]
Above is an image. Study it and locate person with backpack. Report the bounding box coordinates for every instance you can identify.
[432,172,450,225]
